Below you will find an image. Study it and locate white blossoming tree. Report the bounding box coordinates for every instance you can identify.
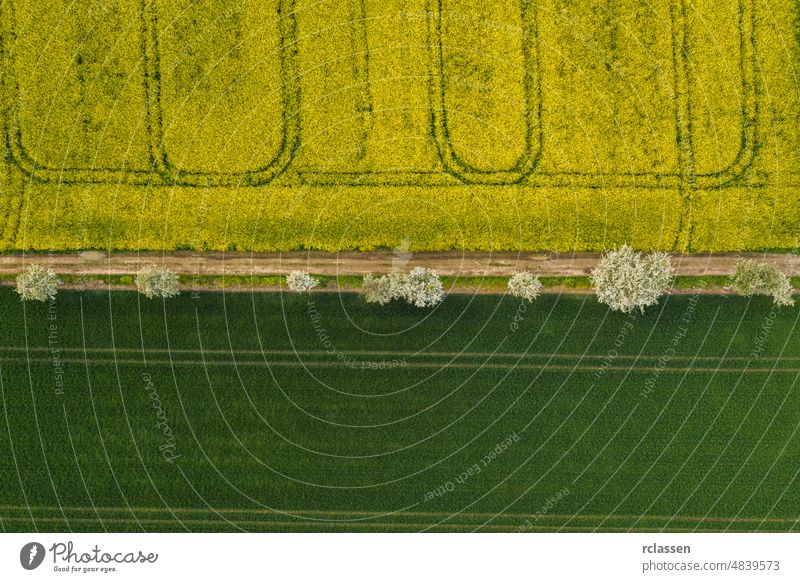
[15,264,60,302]
[136,264,180,299]
[362,268,445,308]
[286,270,319,293]
[362,272,403,305]
[731,260,795,307]
[400,267,445,307]
[507,271,543,302]
[591,245,673,314]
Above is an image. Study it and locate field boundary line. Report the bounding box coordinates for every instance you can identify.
[0,505,796,524]
[3,346,799,361]
[2,356,799,374]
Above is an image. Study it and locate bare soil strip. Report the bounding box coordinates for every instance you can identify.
[0,251,796,277]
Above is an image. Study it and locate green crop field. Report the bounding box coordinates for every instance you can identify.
[0,289,797,532]
[0,0,798,252]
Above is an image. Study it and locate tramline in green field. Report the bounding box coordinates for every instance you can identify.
[0,0,798,252]
[0,290,797,532]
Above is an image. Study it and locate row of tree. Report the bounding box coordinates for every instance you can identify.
[12,248,796,313]
[289,245,795,313]
[14,264,179,301]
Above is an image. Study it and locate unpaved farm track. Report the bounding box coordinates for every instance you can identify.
[0,251,797,278]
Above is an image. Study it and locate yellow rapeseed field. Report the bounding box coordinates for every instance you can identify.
[0,0,796,252]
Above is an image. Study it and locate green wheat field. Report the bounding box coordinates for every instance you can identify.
[0,290,797,532]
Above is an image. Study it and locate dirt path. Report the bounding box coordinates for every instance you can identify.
[0,251,796,278]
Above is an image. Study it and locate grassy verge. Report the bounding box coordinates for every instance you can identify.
[0,272,766,294]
